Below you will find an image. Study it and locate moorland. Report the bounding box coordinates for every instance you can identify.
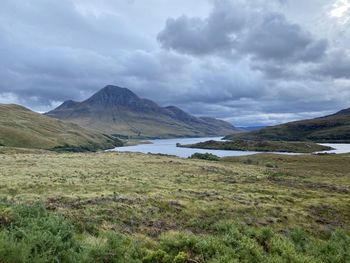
[0,149,349,262]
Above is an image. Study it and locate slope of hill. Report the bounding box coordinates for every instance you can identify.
[225,108,350,142]
[46,85,237,138]
[0,104,122,151]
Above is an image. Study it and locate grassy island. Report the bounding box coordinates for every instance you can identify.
[178,139,333,153]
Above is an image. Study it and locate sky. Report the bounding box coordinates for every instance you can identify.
[1,0,350,126]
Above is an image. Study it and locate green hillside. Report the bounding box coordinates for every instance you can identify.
[225,108,350,142]
[0,104,122,151]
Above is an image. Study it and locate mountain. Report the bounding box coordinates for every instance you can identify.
[46,85,237,138]
[225,108,350,143]
[0,104,122,151]
[237,126,267,131]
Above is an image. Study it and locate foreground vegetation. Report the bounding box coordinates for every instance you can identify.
[0,150,349,262]
[179,140,332,153]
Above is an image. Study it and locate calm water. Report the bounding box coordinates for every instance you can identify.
[110,137,350,158]
[111,137,259,158]
[319,143,350,154]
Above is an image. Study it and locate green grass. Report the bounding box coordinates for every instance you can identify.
[179,140,332,153]
[0,151,349,262]
[0,104,122,151]
[0,202,349,263]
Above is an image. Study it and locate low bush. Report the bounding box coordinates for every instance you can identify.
[190,153,220,161]
[0,203,349,263]
[0,203,84,263]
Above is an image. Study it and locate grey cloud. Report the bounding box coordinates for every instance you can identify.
[316,49,350,79]
[0,0,153,108]
[157,0,252,55]
[242,13,328,62]
[158,0,327,63]
[157,16,227,55]
[0,0,153,53]
[0,0,350,127]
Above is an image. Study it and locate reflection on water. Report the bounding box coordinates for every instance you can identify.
[110,137,350,158]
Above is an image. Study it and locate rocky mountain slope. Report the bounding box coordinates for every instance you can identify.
[46,85,237,138]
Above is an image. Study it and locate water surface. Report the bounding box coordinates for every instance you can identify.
[318,143,350,154]
[112,137,255,158]
[111,137,350,158]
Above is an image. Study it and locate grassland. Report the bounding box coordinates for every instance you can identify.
[179,139,332,153]
[0,150,349,262]
[0,104,122,151]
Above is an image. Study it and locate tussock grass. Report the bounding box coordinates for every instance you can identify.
[0,151,349,262]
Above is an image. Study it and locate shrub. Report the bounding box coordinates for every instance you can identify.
[190,153,220,161]
[0,203,83,263]
[142,250,172,263]
[88,233,145,263]
[0,203,349,263]
[265,163,275,168]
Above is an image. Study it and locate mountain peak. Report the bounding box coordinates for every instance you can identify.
[97,85,138,98]
[101,85,133,94]
[84,85,139,106]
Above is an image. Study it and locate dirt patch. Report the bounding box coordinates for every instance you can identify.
[46,195,144,210]
[268,177,350,193]
[309,204,347,230]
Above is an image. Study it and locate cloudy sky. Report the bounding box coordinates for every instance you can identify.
[1,0,350,126]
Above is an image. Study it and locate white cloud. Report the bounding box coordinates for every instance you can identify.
[330,0,350,18]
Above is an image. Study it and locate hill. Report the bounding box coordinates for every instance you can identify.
[225,108,350,142]
[0,104,122,151]
[46,85,237,138]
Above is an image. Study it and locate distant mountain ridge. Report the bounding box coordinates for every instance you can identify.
[46,85,238,138]
[225,108,350,143]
